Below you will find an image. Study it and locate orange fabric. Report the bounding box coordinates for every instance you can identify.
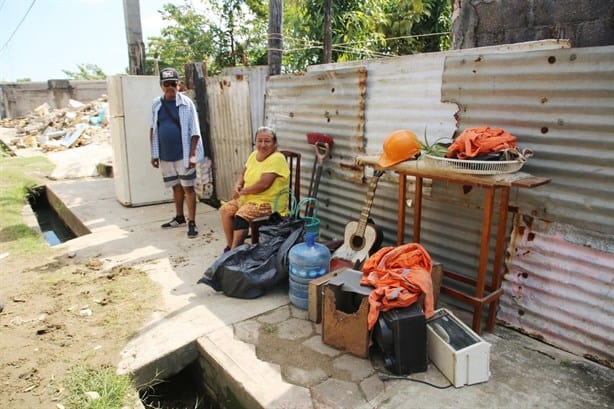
[361,243,434,330]
[447,126,517,159]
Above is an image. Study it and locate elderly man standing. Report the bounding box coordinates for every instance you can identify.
[149,67,204,238]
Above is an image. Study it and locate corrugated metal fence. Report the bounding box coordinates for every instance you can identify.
[203,42,613,366]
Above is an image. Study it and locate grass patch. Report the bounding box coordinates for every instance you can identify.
[62,365,134,409]
[0,155,55,257]
[261,323,278,334]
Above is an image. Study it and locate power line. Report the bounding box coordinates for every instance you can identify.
[0,0,37,56]
[279,31,450,55]
[282,31,451,58]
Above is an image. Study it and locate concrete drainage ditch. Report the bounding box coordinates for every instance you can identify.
[132,343,243,409]
[27,185,77,245]
[138,359,216,409]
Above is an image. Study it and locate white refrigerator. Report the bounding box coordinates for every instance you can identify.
[108,74,172,206]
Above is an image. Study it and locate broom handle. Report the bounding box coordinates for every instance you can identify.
[308,157,317,198]
[306,142,329,216]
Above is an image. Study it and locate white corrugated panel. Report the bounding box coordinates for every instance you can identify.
[206,75,253,201]
[222,65,269,136]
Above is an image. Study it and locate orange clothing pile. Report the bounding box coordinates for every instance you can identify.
[447,126,517,159]
[360,243,434,330]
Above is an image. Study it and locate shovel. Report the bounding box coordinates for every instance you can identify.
[306,132,334,217]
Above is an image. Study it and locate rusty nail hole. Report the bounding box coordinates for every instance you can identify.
[472,69,477,74]
[289,112,295,118]
[518,309,525,316]
[522,272,529,279]
[541,127,549,134]
[540,97,548,104]
[548,56,556,64]
[331,87,335,93]
[528,232,536,241]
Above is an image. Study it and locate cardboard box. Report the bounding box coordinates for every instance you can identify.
[321,269,372,358]
[307,268,343,323]
[426,308,491,387]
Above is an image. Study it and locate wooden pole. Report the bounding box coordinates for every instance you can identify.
[323,0,332,63]
[268,0,283,76]
[122,0,146,75]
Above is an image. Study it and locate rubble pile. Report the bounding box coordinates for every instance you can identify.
[0,96,111,152]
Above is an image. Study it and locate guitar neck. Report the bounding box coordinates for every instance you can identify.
[355,172,383,236]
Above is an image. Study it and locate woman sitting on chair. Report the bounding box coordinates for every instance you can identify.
[220,126,290,251]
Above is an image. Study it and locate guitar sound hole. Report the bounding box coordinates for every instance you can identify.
[351,236,365,249]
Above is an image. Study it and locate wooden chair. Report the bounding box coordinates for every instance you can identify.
[249,149,301,243]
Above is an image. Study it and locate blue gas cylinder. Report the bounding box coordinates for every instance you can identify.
[288,232,331,310]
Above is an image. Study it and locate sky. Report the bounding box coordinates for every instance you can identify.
[0,0,172,82]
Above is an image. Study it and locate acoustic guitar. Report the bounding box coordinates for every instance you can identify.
[331,171,384,270]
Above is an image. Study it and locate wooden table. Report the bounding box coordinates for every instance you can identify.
[356,155,550,334]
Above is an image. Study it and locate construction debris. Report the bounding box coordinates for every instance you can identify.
[0,96,110,152]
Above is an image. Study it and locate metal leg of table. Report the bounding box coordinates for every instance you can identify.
[487,186,510,330]
[472,186,495,332]
[414,176,423,243]
[397,174,406,245]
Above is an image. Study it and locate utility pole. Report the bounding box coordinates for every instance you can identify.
[123,0,146,75]
[268,0,283,76]
[323,0,332,63]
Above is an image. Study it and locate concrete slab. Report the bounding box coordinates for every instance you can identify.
[46,143,113,180]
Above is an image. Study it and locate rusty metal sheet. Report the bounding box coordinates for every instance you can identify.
[499,218,614,367]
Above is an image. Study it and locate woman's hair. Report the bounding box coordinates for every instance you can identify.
[255,126,277,143]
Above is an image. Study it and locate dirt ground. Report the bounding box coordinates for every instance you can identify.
[0,245,159,408]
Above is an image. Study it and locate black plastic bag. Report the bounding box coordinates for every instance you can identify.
[198,217,305,299]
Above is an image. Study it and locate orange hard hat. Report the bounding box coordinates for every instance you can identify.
[378,130,421,168]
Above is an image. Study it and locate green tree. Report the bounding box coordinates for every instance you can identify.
[147,3,215,75]
[62,64,107,80]
[146,0,451,74]
[283,0,451,72]
[206,0,268,70]
[146,0,267,76]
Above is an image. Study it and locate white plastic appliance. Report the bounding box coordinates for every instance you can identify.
[107,75,172,206]
[426,308,491,387]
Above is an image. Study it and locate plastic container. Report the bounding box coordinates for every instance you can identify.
[303,216,320,237]
[288,232,331,310]
[298,197,320,238]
